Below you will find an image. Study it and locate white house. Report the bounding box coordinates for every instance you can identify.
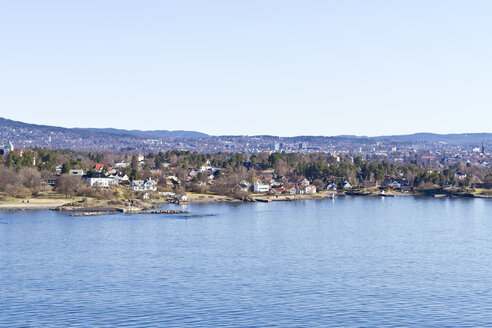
[325,182,337,191]
[342,181,352,190]
[299,178,310,187]
[130,178,157,191]
[253,180,270,193]
[86,172,110,187]
[232,180,251,193]
[108,173,129,185]
[304,185,317,194]
[114,161,129,169]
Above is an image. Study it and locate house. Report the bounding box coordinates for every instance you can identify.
[383,179,411,190]
[69,169,84,176]
[44,176,58,186]
[86,172,110,187]
[342,181,352,190]
[107,173,129,185]
[253,180,270,193]
[107,167,117,175]
[232,180,251,192]
[271,187,284,194]
[325,182,337,191]
[304,185,317,194]
[114,161,129,169]
[94,163,105,172]
[130,178,157,191]
[298,178,310,187]
[455,171,467,181]
[200,166,218,173]
[107,175,121,186]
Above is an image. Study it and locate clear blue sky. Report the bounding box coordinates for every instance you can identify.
[0,1,491,136]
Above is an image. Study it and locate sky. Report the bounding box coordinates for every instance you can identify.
[0,1,491,136]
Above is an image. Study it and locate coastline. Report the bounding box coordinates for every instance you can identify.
[1,190,490,212]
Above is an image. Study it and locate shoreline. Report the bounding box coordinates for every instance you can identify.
[0,191,490,212]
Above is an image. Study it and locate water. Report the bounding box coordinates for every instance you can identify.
[1,197,491,327]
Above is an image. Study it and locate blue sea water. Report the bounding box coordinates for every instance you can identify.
[1,197,491,327]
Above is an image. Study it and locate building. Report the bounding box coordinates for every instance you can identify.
[86,172,110,187]
[342,181,352,190]
[69,169,84,176]
[4,141,14,155]
[94,163,105,172]
[130,178,157,191]
[325,182,337,191]
[253,180,270,193]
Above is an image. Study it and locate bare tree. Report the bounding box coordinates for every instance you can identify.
[19,168,41,191]
[55,175,83,197]
[0,166,19,191]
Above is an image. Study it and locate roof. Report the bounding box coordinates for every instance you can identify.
[94,164,105,171]
[86,172,108,178]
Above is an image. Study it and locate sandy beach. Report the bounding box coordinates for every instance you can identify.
[0,199,75,210]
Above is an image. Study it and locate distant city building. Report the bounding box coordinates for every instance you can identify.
[270,143,280,152]
[4,140,14,155]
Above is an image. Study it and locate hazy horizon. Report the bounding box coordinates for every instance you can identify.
[1,1,491,136]
[2,116,491,138]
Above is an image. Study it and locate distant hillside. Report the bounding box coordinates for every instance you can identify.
[374,133,492,145]
[0,117,490,152]
[0,117,209,139]
[78,128,209,139]
[0,117,209,151]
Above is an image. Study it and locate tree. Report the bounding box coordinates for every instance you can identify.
[0,166,19,192]
[213,170,223,179]
[131,155,139,170]
[129,169,140,181]
[61,162,72,174]
[55,175,83,197]
[19,168,41,191]
[312,179,325,190]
